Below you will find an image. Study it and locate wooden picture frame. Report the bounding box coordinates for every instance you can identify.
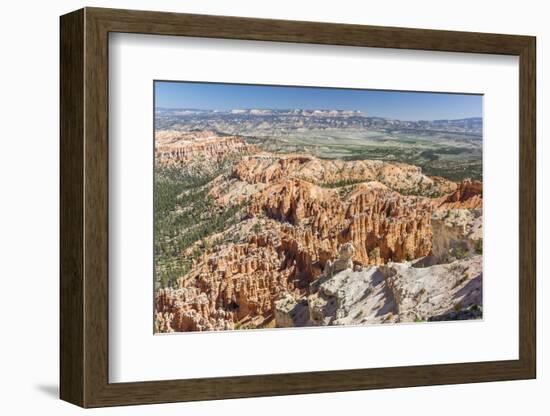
[60,7,536,408]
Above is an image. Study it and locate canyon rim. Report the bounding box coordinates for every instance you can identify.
[153,82,483,333]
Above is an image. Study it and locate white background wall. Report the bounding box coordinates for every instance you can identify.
[0,0,546,414]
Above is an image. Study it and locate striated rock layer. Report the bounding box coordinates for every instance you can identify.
[155,130,256,167]
[232,154,457,196]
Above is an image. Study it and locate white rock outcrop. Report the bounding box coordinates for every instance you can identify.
[276,254,482,327]
[431,209,482,262]
[274,293,309,328]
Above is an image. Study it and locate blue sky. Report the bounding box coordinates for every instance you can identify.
[155,81,482,121]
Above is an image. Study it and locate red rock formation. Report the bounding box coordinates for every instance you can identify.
[248,179,343,229]
[154,178,437,332]
[232,154,457,196]
[249,179,433,265]
[435,179,483,209]
[155,238,306,332]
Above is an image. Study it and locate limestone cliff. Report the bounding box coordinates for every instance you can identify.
[155,130,256,168]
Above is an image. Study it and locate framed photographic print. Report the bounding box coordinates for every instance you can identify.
[60,7,536,408]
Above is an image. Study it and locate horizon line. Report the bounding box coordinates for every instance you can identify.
[155,107,482,122]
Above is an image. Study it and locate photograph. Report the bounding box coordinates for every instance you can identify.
[153,81,483,333]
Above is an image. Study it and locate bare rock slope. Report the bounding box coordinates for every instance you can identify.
[276,249,482,327]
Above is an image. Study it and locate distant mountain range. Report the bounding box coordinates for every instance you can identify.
[155,108,482,135]
[156,108,363,117]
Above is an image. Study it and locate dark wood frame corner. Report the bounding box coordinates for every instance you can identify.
[60,7,536,408]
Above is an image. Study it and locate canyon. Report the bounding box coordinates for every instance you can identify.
[154,130,483,332]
